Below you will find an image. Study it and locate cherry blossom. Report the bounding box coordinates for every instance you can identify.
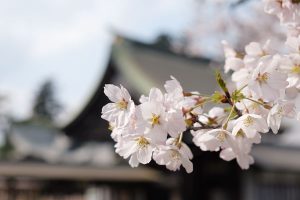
[192,128,230,152]
[101,84,135,126]
[248,56,288,101]
[286,34,300,52]
[281,54,300,88]
[244,40,274,67]
[153,138,193,173]
[222,40,244,73]
[232,114,269,139]
[116,133,155,167]
[267,101,296,133]
[101,1,300,172]
[220,134,255,170]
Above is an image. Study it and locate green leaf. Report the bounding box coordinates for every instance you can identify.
[215,71,229,95]
[211,91,226,103]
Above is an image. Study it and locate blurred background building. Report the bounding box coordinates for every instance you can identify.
[1,0,300,200]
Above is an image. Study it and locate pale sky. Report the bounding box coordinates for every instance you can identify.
[0,0,196,125]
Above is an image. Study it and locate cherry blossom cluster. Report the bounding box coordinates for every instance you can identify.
[101,0,300,173]
[263,0,300,52]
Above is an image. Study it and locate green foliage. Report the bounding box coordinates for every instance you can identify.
[211,91,226,103]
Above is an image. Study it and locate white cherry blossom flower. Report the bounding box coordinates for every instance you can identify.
[286,35,300,52]
[263,0,290,15]
[267,101,296,133]
[222,40,244,73]
[192,128,230,152]
[263,0,299,27]
[280,54,300,88]
[232,114,269,139]
[153,138,193,173]
[220,134,255,170]
[101,84,135,126]
[139,87,164,104]
[116,133,155,167]
[231,68,253,88]
[137,105,185,143]
[101,1,300,172]
[164,76,198,111]
[166,111,187,138]
[137,101,169,144]
[248,56,288,101]
[110,114,137,142]
[164,76,183,98]
[244,40,273,67]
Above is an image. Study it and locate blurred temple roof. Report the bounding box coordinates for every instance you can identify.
[63,35,217,141]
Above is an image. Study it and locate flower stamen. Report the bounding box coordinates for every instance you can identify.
[117,99,128,110]
[291,65,300,74]
[170,150,180,160]
[216,131,227,142]
[136,136,150,149]
[243,116,254,127]
[151,114,160,126]
[256,72,269,84]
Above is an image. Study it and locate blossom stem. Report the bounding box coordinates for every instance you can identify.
[184,91,211,98]
[175,132,184,148]
[190,125,220,131]
[244,97,271,109]
[178,132,183,144]
[222,102,236,129]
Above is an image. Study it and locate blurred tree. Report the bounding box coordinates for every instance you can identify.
[0,93,13,159]
[32,80,62,123]
[176,0,284,59]
[153,34,172,50]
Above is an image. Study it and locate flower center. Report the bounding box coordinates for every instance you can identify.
[256,72,269,84]
[250,102,259,111]
[151,114,160,126]
[276,107,284,116]
[136,136,149,148]
[216,131,227,142]
[170,150,180,160]
[291,65,300,74]
[243,116,254,127]
[117,99,128,110]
